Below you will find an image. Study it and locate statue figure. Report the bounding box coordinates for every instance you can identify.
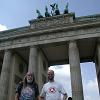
[45,6,51,17]
[36,10,43,19]
[50,3,56,16]
[55,4,60,15]
[64,2,69,14]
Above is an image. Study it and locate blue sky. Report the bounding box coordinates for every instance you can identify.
[0,0,100,29]
[0,0,100,100]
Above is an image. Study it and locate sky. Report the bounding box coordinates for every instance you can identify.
[0,0,100,30]
[0,0,100,100]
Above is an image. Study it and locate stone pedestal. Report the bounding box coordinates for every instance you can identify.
[69,41,84,100]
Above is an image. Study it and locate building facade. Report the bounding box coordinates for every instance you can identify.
[0,13,100,100]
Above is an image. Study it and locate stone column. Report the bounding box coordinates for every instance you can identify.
[28,46,38,80]
[97,43,100,69]
[69,41,84,100]
[0,49,12,100]
[96,43,100,94]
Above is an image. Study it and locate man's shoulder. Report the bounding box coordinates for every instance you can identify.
[44,81,59,85]
[16,81,23,94]
[53,81,62,87]
[19,81,23,85]
[17,81,23,88]
[43,82,50,87]
[44,82,49,85]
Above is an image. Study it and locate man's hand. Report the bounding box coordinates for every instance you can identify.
[39,96,44,100]
[63,93,68,100]
[15,93,19,100]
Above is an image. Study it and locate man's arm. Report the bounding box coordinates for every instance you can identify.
[63,93,68,100]
[39,96,44,100]
[15,81,23,100]
[15,93,19,100]
[35,96,39,100]
[59,83,68,100]
[35,83,39,100]
[39,85,45,100]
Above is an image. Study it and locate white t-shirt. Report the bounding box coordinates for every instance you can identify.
[40,81,66,100]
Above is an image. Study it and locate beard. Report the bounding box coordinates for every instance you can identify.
[27,79,33,84]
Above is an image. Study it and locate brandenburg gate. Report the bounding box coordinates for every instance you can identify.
[0,13,100,100]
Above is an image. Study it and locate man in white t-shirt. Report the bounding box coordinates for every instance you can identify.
[39,70,68,100]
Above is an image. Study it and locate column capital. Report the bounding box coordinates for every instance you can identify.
[69,40,77,44]
[30,45,38,48]
[4,49,11,52]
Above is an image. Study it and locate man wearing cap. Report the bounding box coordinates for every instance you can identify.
[39,70,68,100]
[15,72,39,100]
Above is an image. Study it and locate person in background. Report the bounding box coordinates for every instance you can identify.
[39,70,68,100]
[15,72,39,100]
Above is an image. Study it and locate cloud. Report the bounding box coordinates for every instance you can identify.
[83,78,100,100]
[50,64,70,77]
[0,24,7,31]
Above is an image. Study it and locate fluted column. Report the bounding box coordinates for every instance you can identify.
[28,46,38,80]
[0,49,12,100]
[69,41,84,100]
